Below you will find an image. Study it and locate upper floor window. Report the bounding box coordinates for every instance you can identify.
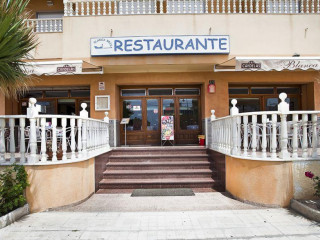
[37,12,63,19]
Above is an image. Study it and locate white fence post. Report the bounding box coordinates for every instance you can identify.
[230,99,239,155]
[0,119,6,162]
[278,93,290,159]
[27,98,39,163]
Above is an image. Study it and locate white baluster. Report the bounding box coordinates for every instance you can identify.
[126,0,129,14]
[69,2,73,16]
[142,0,146,13]
[149,0,152,13]
[317,0,320,13]
[114,0,118,14]
[251,115,257,157]
[54,19,57,32]
[289,0,292,12]
[171,0,175,13]
[98,1,101,15]
[160,0,164,13]
[189,0,192,12]
[249,0,253,12]
[75,2,79,15]
[71,118,76,160]
[62,118,67,161]
[227,0,231,12]
[306,0,309,12]
[312,0,315,12]
[266,0,269,12]
[271,114,277,158]
[233,0,236,12]
[131,0,134,14]
[183,0,187,12]
[40,117,47,162]
[284,0,287,12]
[279,113,289,159]
[52,118,57,162]
[81,2,85,15]
[48,20,52,32]
[77,119,82,157]
[110,0,113,14]
[19,118,26,163]
[262,0,265,12]
[244,0,248,12]
[92,1,96,15]
[295,0,298,12]
[205,0,209,12]
[300,0,304,13]
[243,116,248,156]
[9,118,15,163]
[211,0,214,12]
[239,0,243,12]
[154,0,157,13]
[255,0,259,12]
[292,114,298,158]
[261,114,267,158]
[217,0,220,12]
[103,1,107,14]
[237,116,241,154]
[82,119,87,156]
[273,0,276,13]
[64,1,68,16]
[87,1,90,15]
[119,0,123,14]
[312,114,318,158]
[222,0,225,12]
[0,119,5,162]
[177,0,181,13]
[279,0,282,12]
[302,114,308,158]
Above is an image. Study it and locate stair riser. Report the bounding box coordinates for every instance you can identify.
[99,182,216,189]
[109,157,208,162]
[111,150,207,156]
[107,165,211,170]
[103,173,213,179]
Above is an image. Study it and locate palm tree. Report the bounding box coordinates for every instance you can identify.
[0,0,37,98]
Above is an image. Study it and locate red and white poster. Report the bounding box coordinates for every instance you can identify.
[161,116,174,140]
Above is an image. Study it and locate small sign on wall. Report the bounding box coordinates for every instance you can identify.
[95,95,110,111]
[99,82,105,90]
[208,80,216,93]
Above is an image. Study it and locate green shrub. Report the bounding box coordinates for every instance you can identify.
[0,164,29,217]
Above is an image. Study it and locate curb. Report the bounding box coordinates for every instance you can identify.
[291,199,320,222]
[0,204,29,229]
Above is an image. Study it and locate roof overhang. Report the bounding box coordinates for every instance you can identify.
[214,57,320,72]
[24,60,103,76]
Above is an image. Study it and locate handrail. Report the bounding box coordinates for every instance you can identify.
[210,93,320,161]
[0,98,110,165]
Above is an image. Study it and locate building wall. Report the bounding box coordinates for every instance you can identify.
[25,158,95,213]
[226,156,293,207]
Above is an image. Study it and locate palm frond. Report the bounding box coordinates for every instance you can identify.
[0,0,38,98]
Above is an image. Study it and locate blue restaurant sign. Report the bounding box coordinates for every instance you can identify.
[90,35,230,56]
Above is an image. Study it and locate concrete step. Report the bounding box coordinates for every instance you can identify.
[106,161,211,170]
[111,147,207,156]
[99,177,217,189]
[109,154,209,162]
[103,169,214,179]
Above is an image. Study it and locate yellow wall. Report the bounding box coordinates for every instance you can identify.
[226,156,293,207]
[25,158,95,213]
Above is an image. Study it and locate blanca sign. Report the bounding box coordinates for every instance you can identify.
[91,35,230,56]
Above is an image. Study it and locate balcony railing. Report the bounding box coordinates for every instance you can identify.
[0,98,110,165]
[210,93,320,160]
[64,0,320,16]
[26,18,63,33]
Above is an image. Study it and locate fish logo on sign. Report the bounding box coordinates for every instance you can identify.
[93,38,112,50]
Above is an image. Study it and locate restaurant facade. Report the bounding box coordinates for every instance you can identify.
[1,0,320,147]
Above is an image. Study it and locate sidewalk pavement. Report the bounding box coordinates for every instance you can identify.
[1,193,320,240]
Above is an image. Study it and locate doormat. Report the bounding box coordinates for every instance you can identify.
[131,188,195,197]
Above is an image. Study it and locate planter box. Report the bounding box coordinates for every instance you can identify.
[291,199,320,222]
[0,204,29,229]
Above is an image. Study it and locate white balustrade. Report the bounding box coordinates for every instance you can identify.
[26,19,63,33]
[210,93,320,160]
[60,0,319,15]
[0,98,110,165]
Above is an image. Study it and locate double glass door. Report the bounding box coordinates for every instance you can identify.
[121,97,200,145]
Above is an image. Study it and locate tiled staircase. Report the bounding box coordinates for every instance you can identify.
[97,147,223,193]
